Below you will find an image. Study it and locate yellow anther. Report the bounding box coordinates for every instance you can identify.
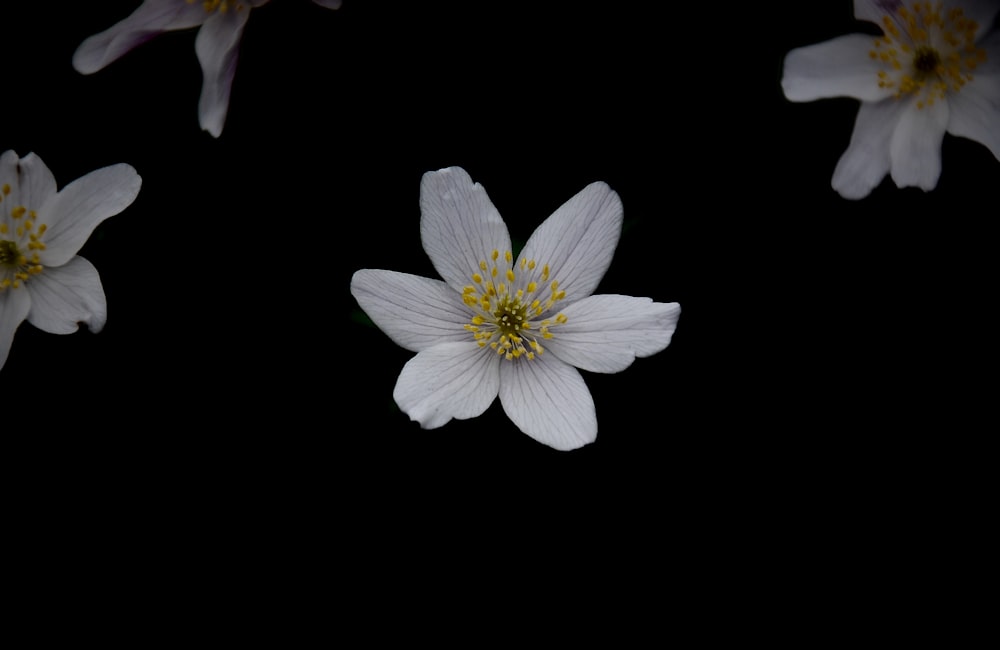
[11,206,26,219]
[2,184,9,195]
[491,266,498,278]
[526,282,537,293]
[506,269,515,282]
[556,313,568,324]
[472,273,483,284]
[0,223,7,234]
[504,250,512,263]
[492,249,499,261]
[37,224,46,235]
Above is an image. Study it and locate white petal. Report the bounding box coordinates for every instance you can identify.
[72,1,209,74]
[543,295,681,374]
[890,100,949,191]
[832,99,909,199]
[196,10,251,138]
[351,269,472,352]
[0,287,31,372]
[37,164,141,267]
[782,35,895,103]
[393,342,501,429]
[419,167,512,293]
[498,355,597,451]
[853,0,892,25]
[948,79,1000,161]
[312,0,343,8]
[516,182,622,307]
[12,152,57,212]
[25,256,107,336]
[960,0,1000,40]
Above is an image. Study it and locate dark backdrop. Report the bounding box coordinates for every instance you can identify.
[2,0,993,636]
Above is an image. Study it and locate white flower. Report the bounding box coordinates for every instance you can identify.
[781,0,1000,199]
[0,151,142,372]
[72,0,343,137]
[350,167,681,451]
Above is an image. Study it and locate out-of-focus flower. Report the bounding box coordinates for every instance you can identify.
[0,151,141,372]
[351,167,681,451]
[781,0,1000,199]
[73,0,343,137]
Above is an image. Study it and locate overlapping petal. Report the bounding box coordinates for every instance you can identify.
[889,100,949,191]
[351,269,472,352]
[948,31,1000,160]
[72,1,211,74]
[832,100,910,199]
[544,295,681,374]
[516,182,622,306]
[419,167,512,293]
[0,288,31,371]
[195,8,253,137]
[782,35,896,103]
[394,342,501,429]
[498,354,597,451]
[25,256,107,335]
[37,164,141,267]
[13,153,57,212]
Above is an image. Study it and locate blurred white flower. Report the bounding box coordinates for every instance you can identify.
[351,167,681,451]
[73,0,343,137]
[782,0,1000,199]
[0,151,142,372]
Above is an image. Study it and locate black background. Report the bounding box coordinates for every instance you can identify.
[2,0,994,635]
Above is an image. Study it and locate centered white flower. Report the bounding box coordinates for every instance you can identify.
[781,0,1000,199]
[351,167,681,451]
[0,150,142,372]
[72,0,343,137]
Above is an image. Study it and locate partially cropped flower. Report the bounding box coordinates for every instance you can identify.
[73,0,343,137]
[781,0,1000,199]
[351,167,681,451]
[0,151,141,372]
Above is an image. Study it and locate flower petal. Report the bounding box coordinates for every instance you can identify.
[195,9,252,138]
[311,0,343,8]
[543,295,681,374]
[37,164,141,268]
[890,100,949,192]
[516,182,622,307]
[498,354,597,451]
[947,33,1000,161]
[72,1,210,74]
[419,167,512,293]
[393,342,501,429]
[0,287,31,372]
[782,35,895,103]
[25,256,106,336]
[832,99,909,199]
[853,0,892,25]
[960,0,1000,40]
[351,269,472,352]
[10,152,57,213]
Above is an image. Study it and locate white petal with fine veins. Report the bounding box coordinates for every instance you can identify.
[196,8,253,137]
[517,181,622,305]
[420,167,512,294]
[498,354,597,451]
[832,100,910,199]
[351,269,471,352]
[890,100,949,191]
[394,342,502,429]
[0,288,31,370]
[544,295,681,374]
[25,256,107,335]
[782,35,896,103]
[38,164,142,267]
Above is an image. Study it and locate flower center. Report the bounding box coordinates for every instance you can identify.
[0,183,47,292]
[461,249,568,361]
[186,0,248,14]
[869,1,988,109]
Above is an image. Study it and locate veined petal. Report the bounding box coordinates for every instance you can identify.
[782,35,896,103]
[889,100,949,191]
[0,287,31,372]
[854,0,893,25]
[419,167,512,293]
[959,0,1000,40]
[24,256,106,335]
[544,295,681,374]
[393,342,501,429]
[948,78,1000,161]
[516,182,622,306]
[195,9,252,138]
[498,354,597,451]
[832,99,910,199]
[311,0,343,8]
[36,164,141,268]
[11,153,57,212]
[72,1,211,74]
[0,150,23,210]
[351,269,472,352]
